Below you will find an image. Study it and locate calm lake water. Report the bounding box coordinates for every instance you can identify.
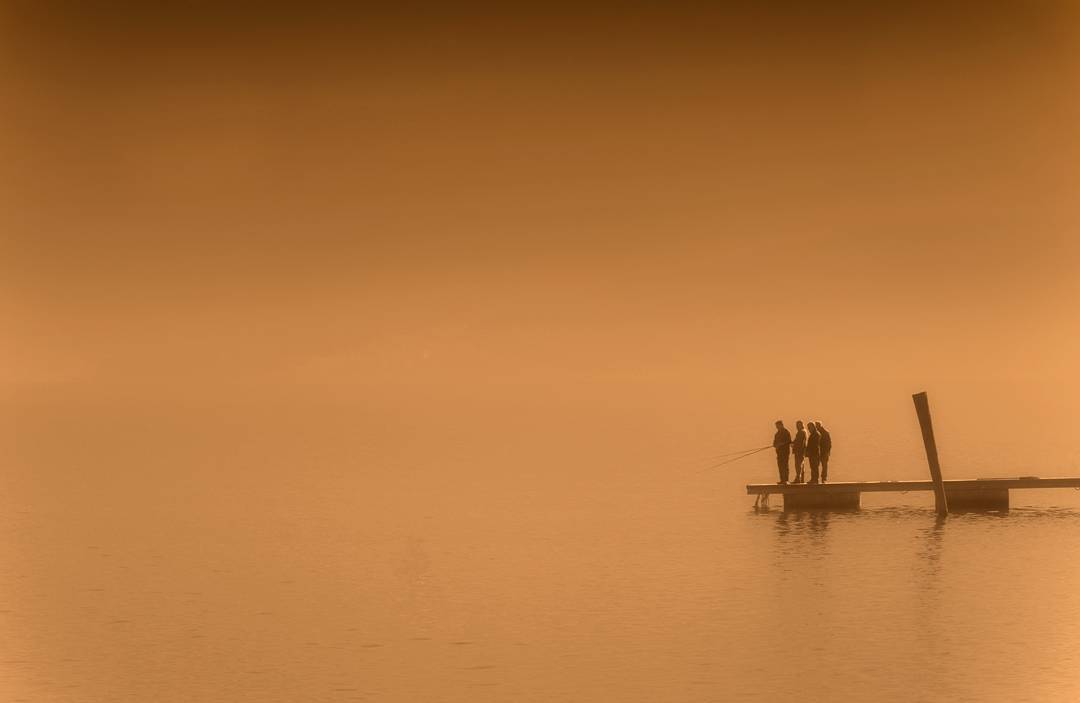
[4,385,1080,701]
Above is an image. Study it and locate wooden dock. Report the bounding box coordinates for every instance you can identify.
[746,477,1080,511]
[744,392,1080,512]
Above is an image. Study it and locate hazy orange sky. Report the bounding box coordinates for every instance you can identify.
[3,2,1079,401]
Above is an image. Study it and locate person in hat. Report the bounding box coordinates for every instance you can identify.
[772,420,792,484]
[806,421,822,484]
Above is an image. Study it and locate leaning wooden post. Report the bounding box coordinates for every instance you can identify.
[912,391,948,516]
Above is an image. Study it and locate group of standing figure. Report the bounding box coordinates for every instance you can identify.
[772,420,832,484]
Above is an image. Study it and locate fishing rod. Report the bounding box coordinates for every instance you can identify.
[681,443,777,466]
[702,444,773,469]
[702,446,777,460]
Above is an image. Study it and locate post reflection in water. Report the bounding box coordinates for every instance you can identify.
[917,513,947,570]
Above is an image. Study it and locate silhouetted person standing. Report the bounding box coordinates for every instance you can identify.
[792,421,807,483]
[815,422,832,482]
[806,422,822,484]
[773,420,792,484]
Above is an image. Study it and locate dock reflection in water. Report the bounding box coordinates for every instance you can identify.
[752,502,1080,702]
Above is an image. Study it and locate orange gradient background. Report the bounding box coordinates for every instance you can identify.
[3,3,1080,701]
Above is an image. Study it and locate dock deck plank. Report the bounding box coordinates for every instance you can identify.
[746,477,1080,495]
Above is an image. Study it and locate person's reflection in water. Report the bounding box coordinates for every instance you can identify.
[770,511,796,567]
[771,509,831,553]
[805,510,830,549]
[774,509,792,539]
